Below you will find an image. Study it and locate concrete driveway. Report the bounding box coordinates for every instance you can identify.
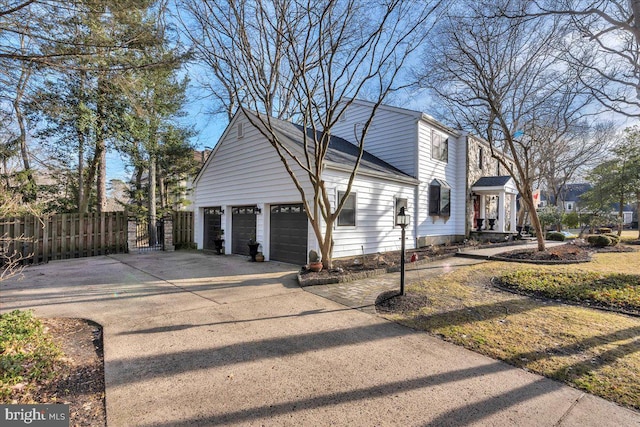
[1,251,638,426]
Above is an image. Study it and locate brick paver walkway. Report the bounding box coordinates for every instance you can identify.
[303,241,564,313]
[303,255,486,314]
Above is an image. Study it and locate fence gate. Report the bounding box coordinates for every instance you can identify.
[135,217,164,252]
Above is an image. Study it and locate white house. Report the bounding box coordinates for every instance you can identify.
[192,100,518,264]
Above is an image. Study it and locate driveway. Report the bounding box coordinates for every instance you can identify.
[1,251,638,426]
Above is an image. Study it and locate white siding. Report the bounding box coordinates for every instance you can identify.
[415,121,466,240]
[193,111,416,261]
[325,169,416,259]
[193,113,314,258]
[332,102,419,176]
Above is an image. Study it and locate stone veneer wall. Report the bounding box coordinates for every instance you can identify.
[466,137,504,234]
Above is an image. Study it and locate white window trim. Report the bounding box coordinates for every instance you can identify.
[336,189,357,228]
[431,130,449,163]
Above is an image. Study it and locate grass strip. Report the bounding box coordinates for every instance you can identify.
[0,310,62,402]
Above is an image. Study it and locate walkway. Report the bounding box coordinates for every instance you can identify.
[1,250,637,426]
[304,240,560,314]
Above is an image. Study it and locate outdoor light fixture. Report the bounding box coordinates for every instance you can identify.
[396,206,410,295]
[255,207,262,214]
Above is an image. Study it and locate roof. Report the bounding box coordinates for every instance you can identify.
[265,115,417,183]
[562,183,592,202]
[472,176,513,187]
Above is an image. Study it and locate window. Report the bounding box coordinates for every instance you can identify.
[478,147,483,169]
[237,123,244,138]
[431,131,448,162]
[337,191,356,226]
[395,197,408,225]
[428,179,451,217]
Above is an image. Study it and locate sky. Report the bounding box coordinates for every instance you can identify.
[106,93,227,182]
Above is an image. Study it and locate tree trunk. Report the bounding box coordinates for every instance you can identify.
[636,192,640,239]
[135,167,144,210]
[522,188,545,251]
[148,152,157,246]
[95,77,107,213]
[13,77,36,202]
[158,174,166,209]
[77,128,84,212]
[618,194,625,236]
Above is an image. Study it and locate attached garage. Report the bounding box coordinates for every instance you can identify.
[232,206,258,256]
[269,203,308,265]
[202,207,222,251]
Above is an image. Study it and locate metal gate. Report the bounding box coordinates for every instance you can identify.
[135,217,164,252]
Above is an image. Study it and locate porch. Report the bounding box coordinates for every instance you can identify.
[471,176,518,234]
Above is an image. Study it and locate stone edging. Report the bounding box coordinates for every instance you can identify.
[297,253,457,287]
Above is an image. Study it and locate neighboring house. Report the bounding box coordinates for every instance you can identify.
[192,100,518,264]
[540,183,635,226]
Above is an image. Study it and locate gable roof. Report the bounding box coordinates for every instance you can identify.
[279,122,414,181]
[195,109,418,186]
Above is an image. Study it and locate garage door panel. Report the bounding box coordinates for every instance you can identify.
[232,206,258,256]
[203,207,222,251]
[270,204,308,265]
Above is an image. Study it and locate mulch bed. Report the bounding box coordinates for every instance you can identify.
[37,318,106,427]
[491,243,592,264]
[298,243,467,286]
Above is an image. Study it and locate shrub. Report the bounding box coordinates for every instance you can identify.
[562,211,581,229]
[546,231,566,241]
[604,233,620,244]
[588,234,613,247]
[0,310,62,400]
[598,227,613,234]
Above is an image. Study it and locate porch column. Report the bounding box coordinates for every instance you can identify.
[510,194,517,232]
[498,191,506,232]
[479,195,486,229]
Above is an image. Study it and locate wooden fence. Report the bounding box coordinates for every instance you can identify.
[172,211,194,249]
[1,210,195,265]
[0,212,128,264]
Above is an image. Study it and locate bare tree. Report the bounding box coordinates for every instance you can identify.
[179,0,441,267]
[419,0,603,251]
[538,121,615,208]
[507,0,640,117]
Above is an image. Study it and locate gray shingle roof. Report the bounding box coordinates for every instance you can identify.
[265,116,415,181]
[472,176,512,187]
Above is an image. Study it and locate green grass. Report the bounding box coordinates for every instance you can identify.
[0,310,62,402]
[380,250,640,410]
[499,270,640,314]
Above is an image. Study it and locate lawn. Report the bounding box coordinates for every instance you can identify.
[0,310,62,401]
[378,248,640,410]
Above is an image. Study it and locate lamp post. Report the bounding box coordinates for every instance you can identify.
[396,206,410,296]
